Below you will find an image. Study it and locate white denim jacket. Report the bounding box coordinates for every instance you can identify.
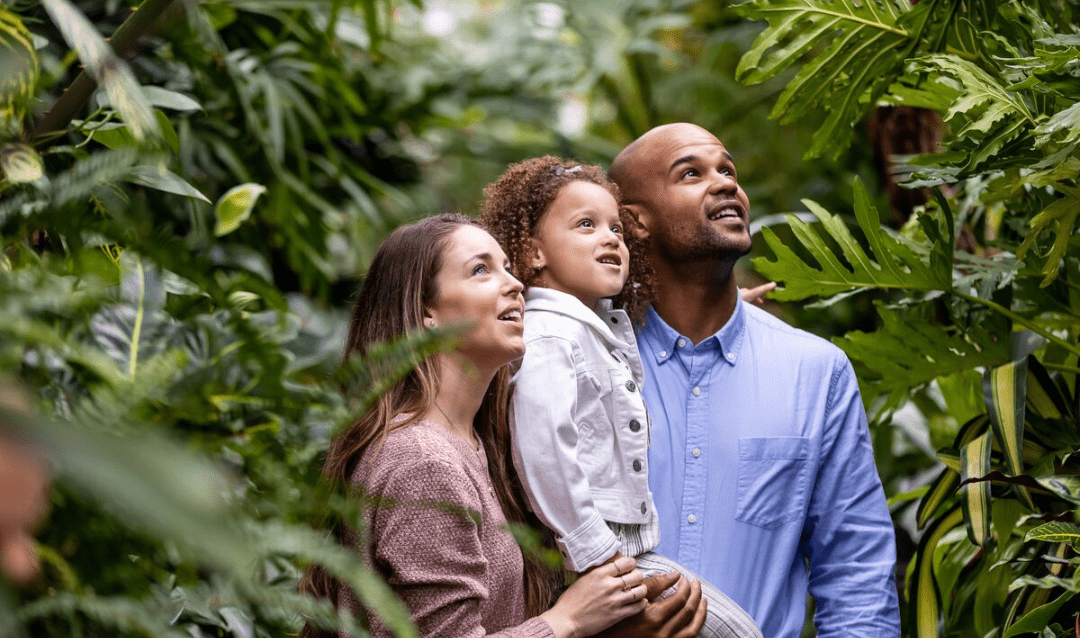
[511,287,656,572]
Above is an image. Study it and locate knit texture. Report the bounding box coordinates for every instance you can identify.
[336,419,556,638]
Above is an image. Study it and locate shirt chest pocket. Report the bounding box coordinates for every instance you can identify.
[735,437,810,530]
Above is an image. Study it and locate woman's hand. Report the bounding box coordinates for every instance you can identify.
[591,571,707,638]
[541,556,648,638]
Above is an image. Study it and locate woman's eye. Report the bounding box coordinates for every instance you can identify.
[472,264,489,275]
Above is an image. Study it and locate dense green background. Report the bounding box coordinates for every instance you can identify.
[1,0,1077,636]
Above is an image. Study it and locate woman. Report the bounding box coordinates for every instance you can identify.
[302,214,661,638]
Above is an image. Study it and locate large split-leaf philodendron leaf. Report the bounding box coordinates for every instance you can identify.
[733,0,930,159]
[753,178,951,301]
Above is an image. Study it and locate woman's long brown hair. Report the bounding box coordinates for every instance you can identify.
[300,213,559,637]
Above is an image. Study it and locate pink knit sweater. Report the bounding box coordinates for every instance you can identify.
[337,419,556,638]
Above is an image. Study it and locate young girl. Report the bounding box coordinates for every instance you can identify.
[480,158,762,638]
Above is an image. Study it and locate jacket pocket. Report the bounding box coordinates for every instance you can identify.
[735,437,810,530]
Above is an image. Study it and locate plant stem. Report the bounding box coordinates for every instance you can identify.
[32,0,178,139]
[952,289,1080,358]
[1042,362,1080,374]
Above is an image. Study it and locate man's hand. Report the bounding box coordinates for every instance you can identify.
[592,571,707,638]
[739,282,776,306]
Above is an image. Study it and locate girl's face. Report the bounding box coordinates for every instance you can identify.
[531,180,630,310]
[426,225,526,371]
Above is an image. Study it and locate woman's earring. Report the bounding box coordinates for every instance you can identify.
[428,320,437,329]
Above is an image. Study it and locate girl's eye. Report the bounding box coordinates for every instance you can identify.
[578,219,594,228]
[611,225,623,234]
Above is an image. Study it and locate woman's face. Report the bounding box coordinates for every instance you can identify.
[427,225,526,370]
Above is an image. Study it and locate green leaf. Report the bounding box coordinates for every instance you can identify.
[1024,522,1080,550]
[1035,476,1080,504]
[0,7,38,123]
[1004,590,1077,637]
[142,86,203,112]
[836,303,1009,406]
[984,357,1035,509]
[908,506,965,638]
[38,0,159,142]
[734,0,920,159]
[1035,101,1080,147]
[214,183,266,236]
[916,467,959,529]
[752,178,950,301]
[123,165,211,203]
[1016,187,1080,287]
[960,430,992,546]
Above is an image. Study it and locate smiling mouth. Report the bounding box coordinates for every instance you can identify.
[597,254,623,267]
[707,204,744,221]
[498,309,522,322]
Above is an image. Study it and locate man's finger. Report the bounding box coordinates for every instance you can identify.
[641,570,680,601]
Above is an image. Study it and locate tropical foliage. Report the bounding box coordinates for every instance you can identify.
[738,0,1080,635]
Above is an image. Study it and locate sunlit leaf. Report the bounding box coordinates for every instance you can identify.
[0,143,43,183]
[960,430,992,546]
[123,164,211,203]
[214,183,267,236]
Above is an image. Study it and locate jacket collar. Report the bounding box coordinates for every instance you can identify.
[524,287,633,352]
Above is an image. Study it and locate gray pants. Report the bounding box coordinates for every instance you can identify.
[634,552,763,638]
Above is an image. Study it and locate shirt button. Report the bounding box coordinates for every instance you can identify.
[659,351,667,358]
[633,459,642,472]
[687,514,697,524]
[692,448,701,458]
[625,380,637,392]
[641,502,647,514]
[692,386,701,396]
[629,419,641,432]
[677,338,686,347]
[726,352,735,361]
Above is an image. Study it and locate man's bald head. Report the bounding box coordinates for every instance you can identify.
[610,122,721,205]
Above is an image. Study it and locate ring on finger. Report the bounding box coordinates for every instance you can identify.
[619,575,627,591]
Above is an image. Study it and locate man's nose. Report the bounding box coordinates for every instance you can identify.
[708,171,737,194]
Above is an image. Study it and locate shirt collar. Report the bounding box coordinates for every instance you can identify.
[524,287,633,352]
[640,298,746,367]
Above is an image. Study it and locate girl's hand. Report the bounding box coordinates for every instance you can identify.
[541,556,648,638]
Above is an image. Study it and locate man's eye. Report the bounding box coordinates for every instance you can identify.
[682,169,698,179]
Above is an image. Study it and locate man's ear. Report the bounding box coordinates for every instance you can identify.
[622,203,651,241]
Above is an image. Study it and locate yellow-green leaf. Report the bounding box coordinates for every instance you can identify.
[214,183,266,237]
[0,143,43,183]
[961,430,992,546]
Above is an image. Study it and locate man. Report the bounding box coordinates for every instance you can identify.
[609,123,900,638]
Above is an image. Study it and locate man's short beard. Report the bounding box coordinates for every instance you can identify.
[654,231,752,266]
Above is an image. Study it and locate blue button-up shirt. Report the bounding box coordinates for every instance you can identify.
[637,299,899,638]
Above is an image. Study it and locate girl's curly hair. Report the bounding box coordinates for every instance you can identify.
[479,156,655,323]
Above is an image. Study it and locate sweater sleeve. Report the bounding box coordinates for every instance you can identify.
[365,456,556,638]
[512,335,621,572]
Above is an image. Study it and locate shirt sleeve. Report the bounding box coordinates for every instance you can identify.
[367,457,556,638]
[512,335,621,572]
[801,354,901,637]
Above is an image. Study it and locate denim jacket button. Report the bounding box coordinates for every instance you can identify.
[633,459,642,472]
[625,380,637,392]
[629,419,641,432]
